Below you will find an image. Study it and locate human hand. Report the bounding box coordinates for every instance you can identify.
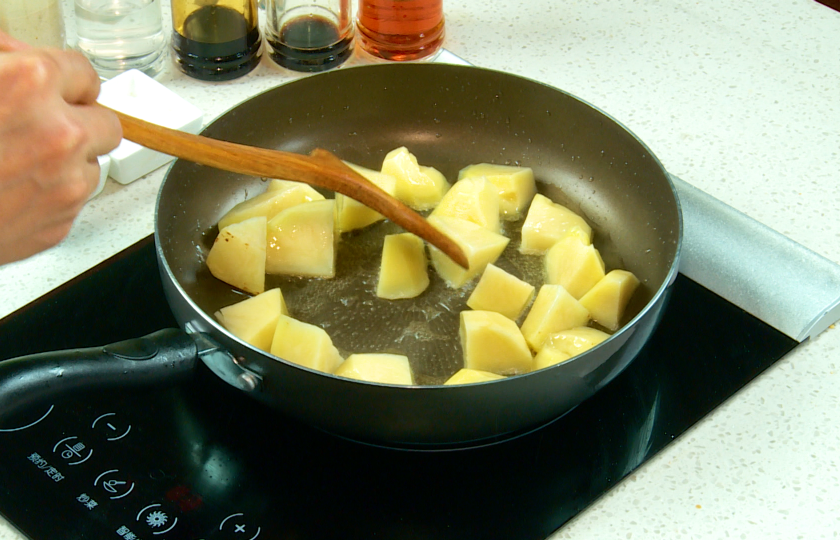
[0,31,122,265]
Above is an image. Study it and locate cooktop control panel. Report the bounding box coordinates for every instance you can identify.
[0,391,267,540]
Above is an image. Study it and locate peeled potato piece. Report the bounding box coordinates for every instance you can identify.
[428,215,510,288]
[334,353,413,385]
[457,163,537,220]
[444,368,505,385]
[520,284,590,351]
[460,310,533,376]
[544,235,606,299]
[534,326,610,370]
[519,194,592,255]
[377,233,430,300]
[265,179,322,195]
[381,146,450,210]
[266,199,336,278]
[206,216,266,295]
[335,163,398,233]
[215,288,290,352]
[533,348,572,370]
[218,181,325,230]
[579,270,640,331]
[546,326,610,355]
[466,264,535,320]
[430,177,501,233]
[270,315,343,374]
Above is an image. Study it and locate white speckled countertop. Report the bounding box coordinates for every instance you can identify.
[1,0,839,538]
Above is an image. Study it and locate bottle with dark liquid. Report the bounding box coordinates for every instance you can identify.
[171,0,261,81]
[356,0,445,61]
[265,0,353,72]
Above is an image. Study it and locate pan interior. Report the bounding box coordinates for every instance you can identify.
[157,63,680,385]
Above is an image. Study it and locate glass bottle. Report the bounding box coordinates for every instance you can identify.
[171,0,262,81]
[265,0,354,72]
[356,0,444,61]
[74,0,167,79]
[0,0,65,49]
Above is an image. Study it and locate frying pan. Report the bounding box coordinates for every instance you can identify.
[0,63,681,449]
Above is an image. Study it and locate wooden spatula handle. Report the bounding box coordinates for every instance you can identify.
[108,106,469,269]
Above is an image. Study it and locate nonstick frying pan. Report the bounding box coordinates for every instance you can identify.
[0,63,681,449]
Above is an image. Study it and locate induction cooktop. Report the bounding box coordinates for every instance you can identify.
[0,235,797,539]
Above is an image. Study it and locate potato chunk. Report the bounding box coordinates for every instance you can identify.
[519,194,592,255]
[270,315,343,374]
[265,199,336,278]
[466,264,535,320]
[534,327,610,370]
[457,163,537,220]
[460,310,533,375]
[428,216,510,288]
[218,181,324,230]
[544,235,606,299]
[377,233,429,300]
[537,326,610,368]
[265,179,322,195]
[444,368,505,385]
[532,348,572,370]
[215,288,289,352]
[430,177,501,233]
[206,216,266,295]
[381,146,450,210]
[333,353,413,385]
[335,163,398,233]
[520,284,590,351]
[579,269,640,331]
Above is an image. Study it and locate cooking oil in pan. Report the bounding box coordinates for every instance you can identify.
[193,180,636,385]
[264,216,544,385]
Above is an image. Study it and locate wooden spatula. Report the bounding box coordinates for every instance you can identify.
[107,107,468,269]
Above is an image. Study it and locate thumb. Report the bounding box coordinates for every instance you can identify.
[0,30,31,52]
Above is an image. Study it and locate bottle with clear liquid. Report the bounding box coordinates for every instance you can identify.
[0,0,65,49]
[74,0,167,79]
[171,0,262,81]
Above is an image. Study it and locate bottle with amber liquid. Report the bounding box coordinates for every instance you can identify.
[356,0,444,61]
[171,0,262,81]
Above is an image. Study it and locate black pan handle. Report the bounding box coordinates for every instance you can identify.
[0,328,198,422]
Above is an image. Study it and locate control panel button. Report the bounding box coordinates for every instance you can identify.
[94,469,136,499]
[220,513,261,539]
[136,503,179,536]
[91,412,132,441]
[53,436,93,465]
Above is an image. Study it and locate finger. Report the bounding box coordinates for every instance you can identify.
[0,105,119,189]
[6,214,78,263]
[0,30,30,52]
[41,48,103,105]
[36,157,102,213]
[0,158,96,264]
[70,103,124,159]
[1,48,102,106]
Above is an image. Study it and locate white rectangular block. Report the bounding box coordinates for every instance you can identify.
[88,154,111,200]
[97,70,204,184]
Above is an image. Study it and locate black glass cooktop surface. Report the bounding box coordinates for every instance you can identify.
[0,236,797,540]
